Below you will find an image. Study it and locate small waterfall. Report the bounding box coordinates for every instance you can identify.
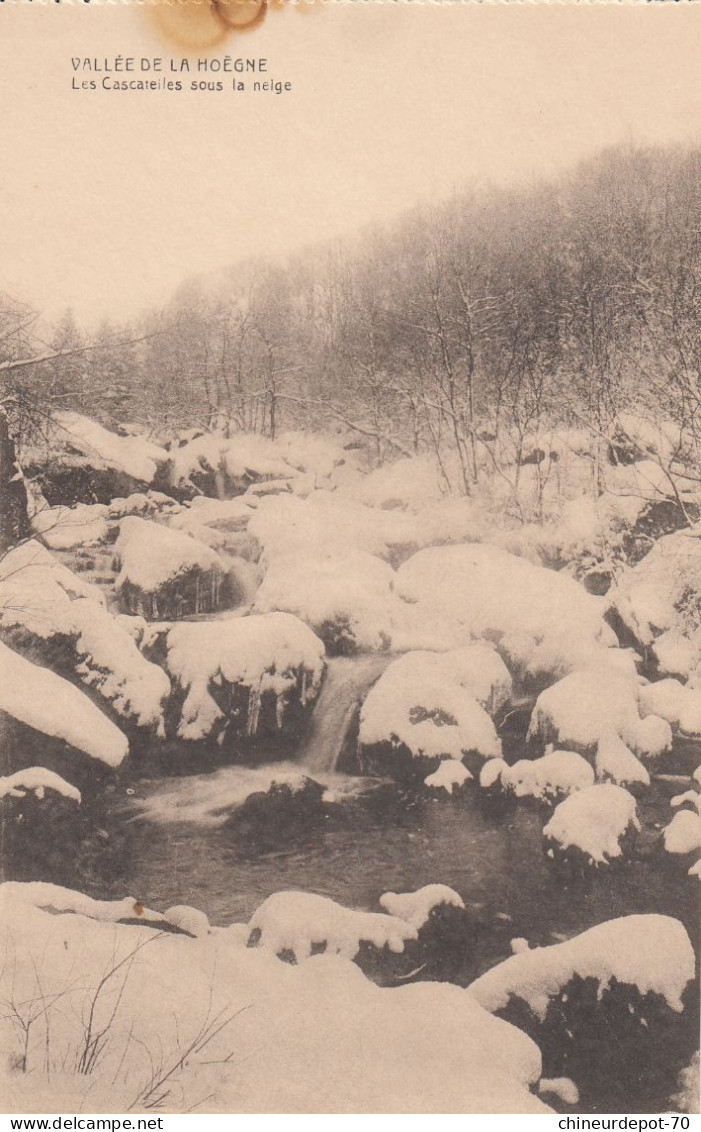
[298,654,392,774]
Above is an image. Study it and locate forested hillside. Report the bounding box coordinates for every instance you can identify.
[2,144,699,500]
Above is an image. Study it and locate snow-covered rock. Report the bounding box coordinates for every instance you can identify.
[248,890,418,962]
[163,905,211,937]
[169,495,255,537]
[527,669,672,760]
[663,810,701,856]
[639,678,701,736]
[108,491,181,519]
[543,784,640,867]
[0,539,104,637]
[395,543,620,683]
[358,649,502,781]
[611,528,701,681]
[539,1078,580,1107]
[114,516,230,618]
[0,640,128,768]
[159,612,325,742]
[469,914,695,1019]
[31,503,109,550]
[168,431,299,497]
[249,491,418,564]
[254,547,399,654]
[595,733,651,789]
[23,413,168,504]
[423,759,473,795]
[490,750,595,803]
[0,767,81,804]
[378,885,465,930]
[0,541,170,735]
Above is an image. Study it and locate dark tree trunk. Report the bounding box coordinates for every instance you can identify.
[0,408,31,553]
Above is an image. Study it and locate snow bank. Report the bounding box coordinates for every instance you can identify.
[359,650,502,766]
[496,750,595,802]
[31,503,109,550]
[527,669,672,759]
[1,881,163,924]
[163,612,325,741]
[0,884,548,1114]
[543,784,640,865]
[469,914,695,1019]
[379,884,465,929]
[395,543,619,682]
[0,641,128,767]
[639,678,701,736]
[114,516,226,595]
[0,767,81,804]
[248,890,418,961]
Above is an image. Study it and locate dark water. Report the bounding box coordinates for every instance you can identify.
[114,762,698,967]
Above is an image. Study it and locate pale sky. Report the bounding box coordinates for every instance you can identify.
[1,2,699,327]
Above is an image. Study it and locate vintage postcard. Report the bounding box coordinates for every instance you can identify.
[0,0,699,1117]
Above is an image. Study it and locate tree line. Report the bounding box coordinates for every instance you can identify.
[1,142,698,503]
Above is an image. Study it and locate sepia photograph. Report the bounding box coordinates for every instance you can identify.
[0,0,699,1117]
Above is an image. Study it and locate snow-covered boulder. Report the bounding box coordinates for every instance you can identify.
[0,541,170,735]
[663,810,701,857]
[31,503,109,550]
[610,528,701,682]
[484,750,595,804]
[247,890,418,962]
[0,640,128,769]
[168,431,299,498]
[0,767,81,805]
[169,495,255,537]
[423,759,473,795]
[156,612,325,743]
[469,913,697,1111]
[469,914,694,1019]
[114,516,233,619]
[543,784,640,868]
[378,884,465,929]
[23,413,168,505]
[358,649,502,783]
[664,790,701,860]
[639,678,701,737]
[249,491,418,564]
[395,543,620,685]
[527,669,672,760]
[0,539,103,635]
[594,733,650,790]
[108,491,181,520]
[254,547,399,655]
